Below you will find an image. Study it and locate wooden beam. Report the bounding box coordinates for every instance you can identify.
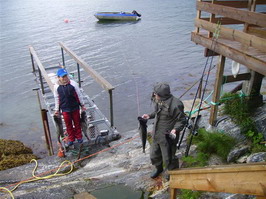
[247,26,266,38]
[59,42,114,92]
[206,1,249,8]
[169,163,266,197]
[195,19,266,53]
[197,1,266,27]
[196,0,203,34]
[202,0,266,6]
[204,48,219,57]
[223,73,251,84]
[29,46,54,92]
[191,32,266,76]
[209,55,225,126]
[201,17,243,25]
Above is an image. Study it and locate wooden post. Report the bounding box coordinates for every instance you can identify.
[208,0,216,38]
[195,0,202,34]
[242,70,264,108]
[209,55,225,126]
[77,63,81,88]
[243,0,256,32]
[38,68,45,95]
[41,109,54,156]
[109,89,114,127]
[241,0,263,108]
[61,47,65,67]
[170,187,177,199]
[30,53,36,73]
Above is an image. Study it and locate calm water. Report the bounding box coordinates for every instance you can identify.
[1,0,221,155]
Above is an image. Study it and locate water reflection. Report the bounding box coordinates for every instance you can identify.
[91,184,151,199]
[96,19,141,26]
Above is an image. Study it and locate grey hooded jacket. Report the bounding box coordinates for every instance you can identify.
[149,83,186,142]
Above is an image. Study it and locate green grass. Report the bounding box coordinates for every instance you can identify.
[179,189,202,199]
[182,129,236,167]
[220,93,256,132]
[220,92,265,153]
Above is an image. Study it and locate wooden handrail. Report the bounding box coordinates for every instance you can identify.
[29,46,54,93]
[201,0,266,8]
[169,163,266,199]
[191,32,266,76]
[58,42,114,92]
[195,19,266,53]
[197,1,266,28]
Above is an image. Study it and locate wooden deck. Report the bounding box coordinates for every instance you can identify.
[191,0,266,125]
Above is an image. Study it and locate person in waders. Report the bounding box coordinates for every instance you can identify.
[142,83,186,180]
[54,68,86,147]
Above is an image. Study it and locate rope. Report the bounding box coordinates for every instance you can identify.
[0,135,139,198]
[0,159,73,198]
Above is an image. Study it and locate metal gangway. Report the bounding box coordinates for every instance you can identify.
[29,43,118,154]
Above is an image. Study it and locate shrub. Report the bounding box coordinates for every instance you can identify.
[182,129,236,167]
[180,189,202,199]
[193,128,236,161]
[220,92,265,153]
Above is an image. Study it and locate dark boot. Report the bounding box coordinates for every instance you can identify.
[150,166,163,179]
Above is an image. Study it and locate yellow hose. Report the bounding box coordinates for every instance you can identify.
[0,159,74,198]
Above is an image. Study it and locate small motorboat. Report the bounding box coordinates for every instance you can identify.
[94,10,141,21]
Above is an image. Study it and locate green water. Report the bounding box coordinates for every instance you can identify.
[91,184,150,199]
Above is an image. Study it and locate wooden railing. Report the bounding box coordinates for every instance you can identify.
[192,0,266,126]
[58,42,115,127]
[29,46,54,93]
[29,44,115,127]
[169,163,266,199]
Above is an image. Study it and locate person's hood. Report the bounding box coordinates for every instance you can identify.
[153,83,172,101]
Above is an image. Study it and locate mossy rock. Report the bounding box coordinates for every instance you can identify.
[0,139,38,171]
[0,139,33,155]
[0,154,38,171]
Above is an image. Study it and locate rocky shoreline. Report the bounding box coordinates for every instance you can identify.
[0,104,265,199]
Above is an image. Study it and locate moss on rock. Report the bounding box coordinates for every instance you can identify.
[0,139,38,171]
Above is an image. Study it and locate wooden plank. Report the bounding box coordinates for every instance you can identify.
[197,1,266,27]
[201,17,243,25]
[247,26,266,38]
[59,42,114,92]
[223,73,251,84]
[170,188,177,199]
[202,0,266,6]
[195,19,266,53]
[29,46,54,92]
[169,162,266,174]
[208,1,248,8]
[191,32,266,76]
[169,163,266,196]
[204,48,219,57]
[196,0,203,34]
[204,0,266,8]
[209,55,225,126]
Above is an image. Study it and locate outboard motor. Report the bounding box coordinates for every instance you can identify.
[132,10,141,17]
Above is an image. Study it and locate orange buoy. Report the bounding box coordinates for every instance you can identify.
[64,19,69,23]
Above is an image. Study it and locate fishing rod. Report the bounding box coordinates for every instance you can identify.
[184,21,221,157]
[177,21,222,155]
